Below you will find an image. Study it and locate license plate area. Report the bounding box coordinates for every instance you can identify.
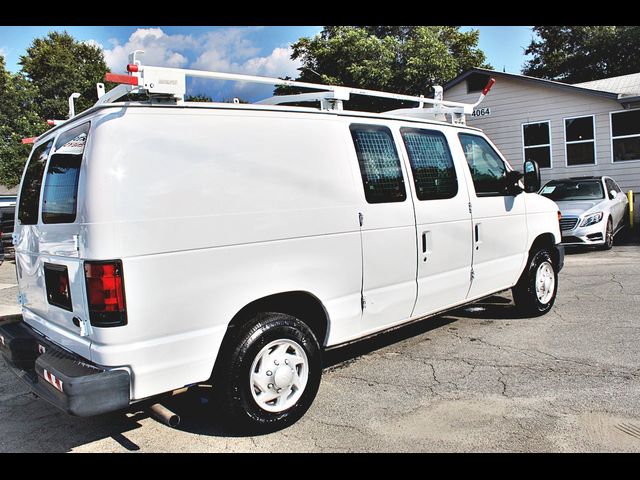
[44,263,73,311]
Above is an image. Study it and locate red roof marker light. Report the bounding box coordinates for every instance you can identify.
[105,72,139,86]
[482,78,496,96]
[126,63,139,73]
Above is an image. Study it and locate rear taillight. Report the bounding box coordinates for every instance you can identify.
[84,260,127,327]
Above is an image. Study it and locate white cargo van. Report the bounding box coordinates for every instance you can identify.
[0,55,563,431]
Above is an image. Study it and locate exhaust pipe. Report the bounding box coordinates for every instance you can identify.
[149,403,180,428]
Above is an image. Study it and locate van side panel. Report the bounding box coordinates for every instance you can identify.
[84,109,364,399]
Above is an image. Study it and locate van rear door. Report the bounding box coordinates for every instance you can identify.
[15,122,91,358]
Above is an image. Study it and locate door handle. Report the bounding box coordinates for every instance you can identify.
[422,232,427,253]
[474,223,482,250]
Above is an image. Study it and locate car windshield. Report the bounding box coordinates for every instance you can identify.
[539,180,605,201]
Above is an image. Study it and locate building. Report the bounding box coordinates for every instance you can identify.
[444,68,640,215]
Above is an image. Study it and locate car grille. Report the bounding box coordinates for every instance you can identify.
[560,217,579,231]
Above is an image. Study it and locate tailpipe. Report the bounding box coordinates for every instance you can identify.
[149,403,180,428]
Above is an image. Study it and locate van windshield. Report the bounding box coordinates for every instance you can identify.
[539,180,604,201]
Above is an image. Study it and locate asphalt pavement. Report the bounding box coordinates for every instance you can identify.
[1,240,639,452]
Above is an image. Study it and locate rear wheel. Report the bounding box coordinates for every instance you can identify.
[214,312,322,433]
[512,248,558,316]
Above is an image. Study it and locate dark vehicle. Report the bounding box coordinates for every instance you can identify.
[0,195,16,257]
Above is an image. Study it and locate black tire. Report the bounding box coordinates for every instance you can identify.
[214,312,321,433]
[512,248,558,316]
[599,217,614,250]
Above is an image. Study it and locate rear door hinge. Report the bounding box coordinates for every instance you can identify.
[358,212,364,227]
[470,267,475,282]
[361,295,366,310]
[17,292,26,306]
[468,202,473,215]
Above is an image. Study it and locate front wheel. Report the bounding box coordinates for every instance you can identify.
[599,217,614,250]
[215,312,322,433]
[512,248,558,316]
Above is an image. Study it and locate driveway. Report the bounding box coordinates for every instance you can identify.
[1,243,639,452]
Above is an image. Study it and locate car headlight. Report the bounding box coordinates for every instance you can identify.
[580,212,603,227]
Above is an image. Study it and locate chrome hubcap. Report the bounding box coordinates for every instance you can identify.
[535,261,555,304]
[250,339,308,413]
[606,221,613,246]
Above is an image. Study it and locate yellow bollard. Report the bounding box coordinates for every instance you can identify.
[628,190,634,229]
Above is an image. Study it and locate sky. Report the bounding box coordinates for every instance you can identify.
[0,26,536,102]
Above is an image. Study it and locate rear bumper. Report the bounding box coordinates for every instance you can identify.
[0,314,130,417]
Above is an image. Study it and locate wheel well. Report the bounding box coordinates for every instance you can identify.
[530,233,558,266]
[226,291,329,346]
[210,291,329,382]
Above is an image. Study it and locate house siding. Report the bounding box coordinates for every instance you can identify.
[444,76,640,195]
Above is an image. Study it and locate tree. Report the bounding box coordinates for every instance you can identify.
[275,26,491,111]
[185,94,214,102]
[0,55,44,187]
[523,26,640,83]
[19,31,108,120]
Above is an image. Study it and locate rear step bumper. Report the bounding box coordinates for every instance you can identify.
[0,314,130,416]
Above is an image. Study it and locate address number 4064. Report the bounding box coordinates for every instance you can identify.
[471,107,491,117]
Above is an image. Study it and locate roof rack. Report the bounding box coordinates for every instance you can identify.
[96,51,495,126]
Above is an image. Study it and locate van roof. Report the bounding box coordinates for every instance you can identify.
[38,100,482,142]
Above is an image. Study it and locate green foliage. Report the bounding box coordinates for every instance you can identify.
[19,31,108,119]
[185,93,213,102]
[523,26,640,82]
[275,26,491,111]
[1,31,108,187]
[0,55,45,187]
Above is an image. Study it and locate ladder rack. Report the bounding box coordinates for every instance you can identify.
[95,51,495,125]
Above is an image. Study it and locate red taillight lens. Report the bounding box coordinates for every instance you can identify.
[84,260,127,327]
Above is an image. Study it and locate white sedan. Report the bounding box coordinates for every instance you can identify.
[539,176,628,250]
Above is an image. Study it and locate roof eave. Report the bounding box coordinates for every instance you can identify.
[444,68,620,100]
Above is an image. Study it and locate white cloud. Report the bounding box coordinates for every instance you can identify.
[0,46,8,58]
[103,28,195,72]
[99,27,301,100]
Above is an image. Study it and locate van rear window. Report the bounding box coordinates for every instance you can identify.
[42,123,89,224]
[18,139,54,225]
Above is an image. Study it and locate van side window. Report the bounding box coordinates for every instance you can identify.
[350,125,406,204]
[400,128,458,200]
[42,123,90,224]
[458,133,508,197]
[18,139,54,225]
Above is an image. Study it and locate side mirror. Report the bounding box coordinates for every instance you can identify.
[504,170,523,195]
[609,190,618,200]
[523,160,541,193]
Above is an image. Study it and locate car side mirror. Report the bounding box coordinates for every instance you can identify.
[609,190,618,200]
[523,160,541,193]
[504,170,523,196]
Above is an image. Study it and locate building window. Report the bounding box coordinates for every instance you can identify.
[565,115,595,166]
[611,109,640,162]
[522,121,551,168]
[466,73,491,94]
[349,124,406,204]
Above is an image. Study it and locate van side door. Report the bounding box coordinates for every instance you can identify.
[397,127,473,317]
[456,133,528,300]
[348,123,417,334]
